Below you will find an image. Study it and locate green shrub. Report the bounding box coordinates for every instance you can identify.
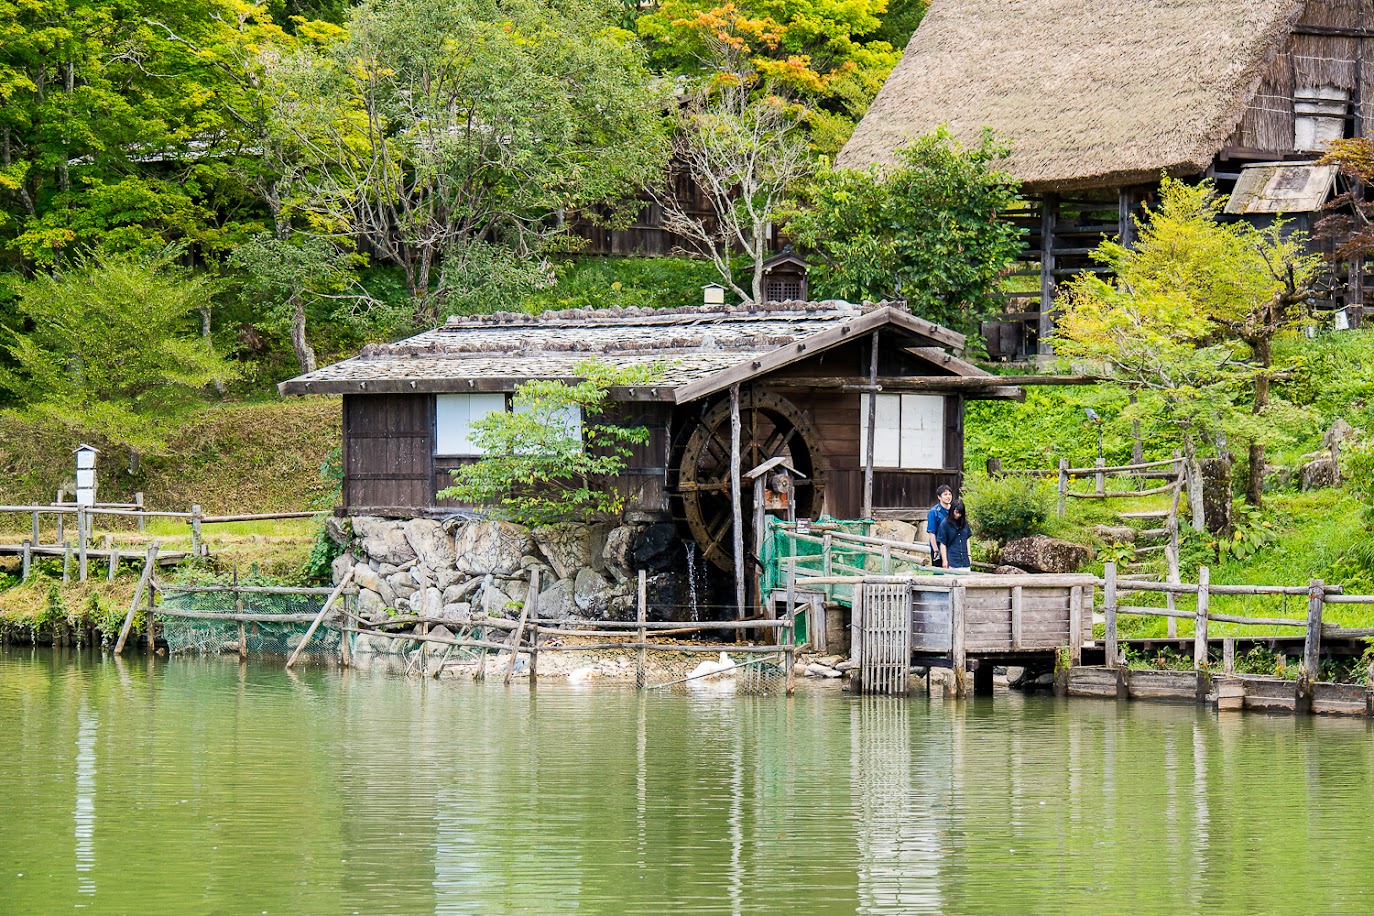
[962,473,1053,544]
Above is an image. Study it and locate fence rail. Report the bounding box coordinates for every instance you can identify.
[1100,562,1374,700]
[146,569,801,693]
[0,499,325,582]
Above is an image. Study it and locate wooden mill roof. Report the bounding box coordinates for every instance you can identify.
[279,301,995,403]
[837,0,1306,191]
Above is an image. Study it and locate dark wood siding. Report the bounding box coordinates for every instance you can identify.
[344,394,433,511]
[432,401,673,518]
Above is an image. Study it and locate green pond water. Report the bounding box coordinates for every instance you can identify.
[2,649,1373,915]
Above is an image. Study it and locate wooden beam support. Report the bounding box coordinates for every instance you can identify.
[730,384,745,619]
[862,331,879,519]
[1038,193,1059,356]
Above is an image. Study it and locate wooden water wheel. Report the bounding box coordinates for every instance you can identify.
[676,390,827,572]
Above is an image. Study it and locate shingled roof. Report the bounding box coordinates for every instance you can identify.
[838,0,1305,191]
[279,300,984,403]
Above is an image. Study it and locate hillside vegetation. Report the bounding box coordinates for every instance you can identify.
[0,399,339,516]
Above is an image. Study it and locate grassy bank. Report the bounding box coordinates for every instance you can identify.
[0,398,340,515]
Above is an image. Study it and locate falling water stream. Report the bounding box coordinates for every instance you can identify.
[685,542,701,621]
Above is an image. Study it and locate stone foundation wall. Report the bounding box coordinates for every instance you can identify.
[330,516,687,624]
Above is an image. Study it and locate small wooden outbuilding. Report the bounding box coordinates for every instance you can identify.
[840,0,1374,356]
[280,300,1019,594]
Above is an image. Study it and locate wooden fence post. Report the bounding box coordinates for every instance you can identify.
[191,504,203,557]
[77,507,88,581]
[636,569,647,689]
[529,615,539,689]
[56,490,65,542]
[135,492,145,532]
[785,553,796,695]
[1095,456,1106,496]
[1223,638,1235,675]
[986,457,1002,477]
[1058,458,1069,517]
[1303,578,1324,684]
[1104,562,1118,669]
[952,584,968,697]
[21,540,31,581]
[62,542,71,583]
[30,511,39,548]
[107,547,120,582]
[1193,566,1210,670]
[1010,585,1023,650]
[504,569,535,686]
[114,543,158,655]
[1069,585,1083,667]
[1165,518,1180,639]
[234,565,247,661]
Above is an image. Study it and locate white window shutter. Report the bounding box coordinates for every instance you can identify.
[899,394,945,469]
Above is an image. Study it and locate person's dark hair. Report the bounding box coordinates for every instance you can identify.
[949,499,968,528]
[936,484,952,497]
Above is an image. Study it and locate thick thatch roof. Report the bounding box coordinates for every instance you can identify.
[838,0,1306,191]
[278,301,998,402]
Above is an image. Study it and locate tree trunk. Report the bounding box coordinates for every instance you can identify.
[201,307,226,395]
[1247,336,1272,508]
[751,228,767,305]
[1183,432,1205,532]
[291,297,317,374]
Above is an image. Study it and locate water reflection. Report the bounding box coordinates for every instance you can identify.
[3,650,1374,915]
[852,699,942,914]
[74,701,96,897]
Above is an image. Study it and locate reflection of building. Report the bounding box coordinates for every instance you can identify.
[851,700,944,914]
[841,0,1374,357]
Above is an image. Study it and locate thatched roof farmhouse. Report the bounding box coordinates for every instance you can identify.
[841,0,1374,356]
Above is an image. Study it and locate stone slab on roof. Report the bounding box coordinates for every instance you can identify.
[279,300,972,400]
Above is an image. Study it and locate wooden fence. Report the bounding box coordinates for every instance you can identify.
[0,499,323,582]
[147,569,801,693]
[1099,561,1374,679]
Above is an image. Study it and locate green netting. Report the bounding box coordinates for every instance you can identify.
[762,516,964,612]
[158,589,345,661]
[761,516,874,608]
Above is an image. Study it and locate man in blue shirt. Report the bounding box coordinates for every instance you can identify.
[926,484,952,566]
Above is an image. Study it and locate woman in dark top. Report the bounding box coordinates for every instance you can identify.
[937,500,972,572]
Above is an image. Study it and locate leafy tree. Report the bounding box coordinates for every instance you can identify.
[1054,179,1320,520]
[271,0,670,322]
[637,0,899,151]
[864,0,927,52]
[229,233,391,373]
[439,361,658,526]
[0,246,235,450]
[786,128,1024,336]
[0,1,302,267]
[659,80,812,304]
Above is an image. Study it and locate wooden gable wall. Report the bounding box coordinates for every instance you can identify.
[1226,0,1374,154]
[744,335,965,521]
